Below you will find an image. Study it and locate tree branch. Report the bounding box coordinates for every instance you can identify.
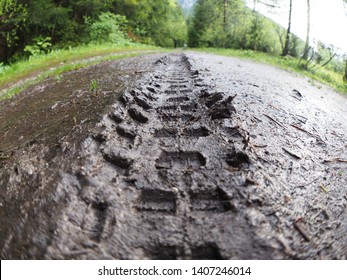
[258,1,280,8]
[318,53,337,69]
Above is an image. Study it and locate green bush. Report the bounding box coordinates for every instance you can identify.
[0,62,10,74]
[24,36,52,57]
[88,12,128,44]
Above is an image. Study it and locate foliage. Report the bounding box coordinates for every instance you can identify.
[188,0,285,54]
[89,79,98,93]
[112,0,188,48]
[88,12,128,44]
[0,43,162,100]
[0,0,187,62]
[246,11,283,53]
[0,62,10,75]
[0,0,28,61]
[1,0,345,90]
[196,48,347,95]
[24,36,52,57]
[187,0,345,83]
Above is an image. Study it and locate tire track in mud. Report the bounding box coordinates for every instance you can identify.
[46,54,275,259]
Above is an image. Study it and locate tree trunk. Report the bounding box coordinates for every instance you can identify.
[0,39,9,62]
[282,0,292,56]
[302,0,311,60]
[223,0,228,31]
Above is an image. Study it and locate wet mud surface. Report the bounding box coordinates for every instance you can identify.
[1,52,346,259]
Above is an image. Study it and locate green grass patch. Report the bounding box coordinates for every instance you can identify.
[195,48,347,95]
[0,43,163,100]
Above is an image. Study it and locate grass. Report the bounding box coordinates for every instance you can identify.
[89,79,99,94]
[2,44,346,100]
[0,43,162,100]
[195,48,347,95]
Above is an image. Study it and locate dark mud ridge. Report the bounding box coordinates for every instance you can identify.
[1,53,346,259]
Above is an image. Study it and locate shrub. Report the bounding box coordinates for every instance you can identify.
[24,36,52,57]
[88,12,128,44]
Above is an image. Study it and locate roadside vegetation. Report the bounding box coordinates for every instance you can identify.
[1,0,347,99]
[188,0,347,95]
[0,43,162,99]
[0,0,187,62]
[197,48,347,95]
[1,0,184,99]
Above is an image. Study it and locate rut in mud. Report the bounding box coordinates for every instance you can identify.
[44,54,267,259]
[1,52,347,259]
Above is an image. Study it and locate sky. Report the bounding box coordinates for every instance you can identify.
[246,0,347,54]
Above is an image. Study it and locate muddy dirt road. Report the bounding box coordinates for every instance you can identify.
[0,52,346,259]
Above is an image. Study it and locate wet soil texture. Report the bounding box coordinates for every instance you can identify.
[1,52,347,259]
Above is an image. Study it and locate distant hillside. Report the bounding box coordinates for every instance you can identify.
[177,0,197,13]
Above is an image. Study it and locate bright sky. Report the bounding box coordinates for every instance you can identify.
[247,0,347,54]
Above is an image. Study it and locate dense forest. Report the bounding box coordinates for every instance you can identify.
[0,0,346,82]
[0,0,187,62]
[188,0,290,53]
[189,0,346,76]
[189,0,346,83]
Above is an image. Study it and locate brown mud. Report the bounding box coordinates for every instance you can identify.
[0,52,346,259]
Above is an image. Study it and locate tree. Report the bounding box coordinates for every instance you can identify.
[343,0,347,82]
[249,0,261,50]
[302,0,311,60]
[188,0,218,47]
[24,0,71,44]
[88,12,127,44]
[316,42,340,69]
[111,0,187,47]
[282,0,292,56]
[223,0,227,32]
[164,2,188,47]
[189,0,285,52]
[189,0,248,48]
[0,0,188,62]
[248,0,279,51]
[0,0,27,61]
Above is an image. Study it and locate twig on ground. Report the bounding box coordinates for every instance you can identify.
[291,123,314,136]
[320,184,329,193]
[297,177,319,188]
[290,123,325,144]
[253,144,268,148]
[0,155,10,160]
[282,147,301,159]
[268,103,280,111]
[248,83,260,88]
[294,218,311,242]
[264,114,285,128]
[292,89,303,99]
[323,158,347,163]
